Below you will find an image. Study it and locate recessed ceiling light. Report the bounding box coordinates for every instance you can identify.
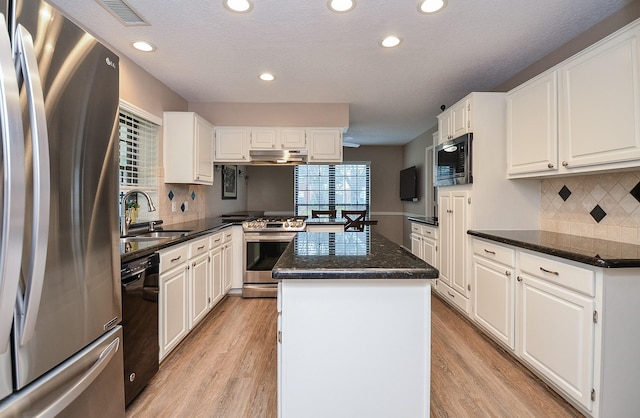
[327,0,356,13]
[380,35,402,48]
[259,73,275,81]
[224,0,253,13]
[418,0,446,14]
[131,40,155,52]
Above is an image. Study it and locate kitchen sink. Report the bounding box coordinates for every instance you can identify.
[120,236,168,243]
[120,230,191,243]
[133,230,191,239]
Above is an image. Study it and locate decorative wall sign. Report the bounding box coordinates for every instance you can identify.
[222,165,237,199]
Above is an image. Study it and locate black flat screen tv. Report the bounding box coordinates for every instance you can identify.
[400,166,418,201]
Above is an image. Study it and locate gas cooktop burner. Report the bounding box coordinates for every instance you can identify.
[242,216,307,232]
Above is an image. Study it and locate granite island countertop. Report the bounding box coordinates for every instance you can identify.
[468,229,640,268]
[305,217,347,226]
[272,230,438,280]
[120,217,236,262]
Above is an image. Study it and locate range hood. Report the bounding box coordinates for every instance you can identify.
[249,149,308,165]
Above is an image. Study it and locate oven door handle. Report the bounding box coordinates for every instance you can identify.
[244,233,297,242]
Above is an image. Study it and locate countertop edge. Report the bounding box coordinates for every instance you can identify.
[467,230,640,268]
[408,216,439,227]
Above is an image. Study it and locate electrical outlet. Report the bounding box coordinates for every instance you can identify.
[171,202,176,212]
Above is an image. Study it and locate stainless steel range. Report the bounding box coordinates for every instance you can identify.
[242,216,306,297]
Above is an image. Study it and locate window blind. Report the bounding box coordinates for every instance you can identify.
[119,108,159,222]
[294,163,370,218]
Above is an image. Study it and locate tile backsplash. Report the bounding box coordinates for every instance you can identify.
[158,181,207,225]
[540,170,640,244]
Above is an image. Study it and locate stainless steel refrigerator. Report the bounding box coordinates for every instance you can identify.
[0,0,124,415]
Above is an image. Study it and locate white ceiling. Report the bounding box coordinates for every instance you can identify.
[49,0,635,145]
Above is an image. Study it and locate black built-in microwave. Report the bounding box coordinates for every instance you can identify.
[434,133,472,186]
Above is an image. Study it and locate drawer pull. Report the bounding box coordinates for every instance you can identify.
[539,267,559,276]
[447,291,455,299]
[197,245,205,250]
[425,230,431,235]
[483,249,496,255]
[170,255,182,263]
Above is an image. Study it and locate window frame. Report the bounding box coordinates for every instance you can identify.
[294,162,371,218]
[118,100,161,222]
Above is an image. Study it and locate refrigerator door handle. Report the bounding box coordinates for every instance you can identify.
[34,337,121,418]
[13,25,51,347]
[0,14,26,354]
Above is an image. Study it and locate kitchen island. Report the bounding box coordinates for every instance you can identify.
[272,230,438,418]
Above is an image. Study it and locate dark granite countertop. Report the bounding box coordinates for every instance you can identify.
[408,216,439,227]
[120,217,235,262]
[305,217,346,225]
[272,230,438,280]
[468,229,640,268]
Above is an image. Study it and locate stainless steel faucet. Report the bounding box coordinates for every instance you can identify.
[120,190,157,236]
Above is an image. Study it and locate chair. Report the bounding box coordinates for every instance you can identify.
[312,210,337,218]
[341,210,367,231]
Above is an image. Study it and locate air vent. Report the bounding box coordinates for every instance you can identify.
[97,0,148,26]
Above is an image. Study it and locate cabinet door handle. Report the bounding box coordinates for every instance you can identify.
[505,271,511,277]
[483,249,496,255]
[517,276,523,282]
[170,255,182,263]
[547,163,554,169]
[562,161,568,167]
[539,267,559,276]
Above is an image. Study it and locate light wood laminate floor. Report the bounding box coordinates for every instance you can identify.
[126,294,580,418]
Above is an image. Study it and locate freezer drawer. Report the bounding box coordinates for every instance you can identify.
[0,326,125,417]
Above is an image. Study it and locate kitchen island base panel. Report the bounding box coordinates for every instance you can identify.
[278,279,431,418]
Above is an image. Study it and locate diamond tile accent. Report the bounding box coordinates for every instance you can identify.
[180,203,185,212]
[590,204,607,223]
[168,190,174,201]
[191,191,196,200]
[558,185,572,201]
[630,181,640,203]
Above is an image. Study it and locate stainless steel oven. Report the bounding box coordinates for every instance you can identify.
[242,217,306,297]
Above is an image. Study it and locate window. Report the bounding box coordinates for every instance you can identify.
[294,163,370,218]
[118,101,160,222]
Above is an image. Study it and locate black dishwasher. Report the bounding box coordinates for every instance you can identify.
[121,253,160,406]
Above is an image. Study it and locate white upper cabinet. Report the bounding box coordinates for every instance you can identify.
[163,112,214,185]
[307,128,342,163]
[249,127,307,150]
[507,70,558,176]
[506,19,640,178]
[559,24,640,170]
[280,128,307,149]
[438,98,470,143]
[214,127,250,162]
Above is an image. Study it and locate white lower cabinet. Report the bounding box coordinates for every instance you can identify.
[159,244,189,361]
[468,237,640,417]
[278,279,431,418]
[437,189,470,313]
[222,229,234,293]
[471,239,516,350]
[209,232,224,307]
[158,228,235,362]
[516,251,596,413]
[188,237,211,329]
[410,222,438,269]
